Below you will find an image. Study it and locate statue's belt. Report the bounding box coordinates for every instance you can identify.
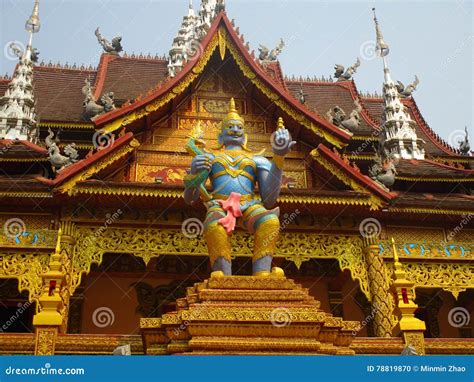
[211,193,255,203]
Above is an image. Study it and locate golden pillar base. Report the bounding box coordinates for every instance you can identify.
[34,327,58,355]
[140,276,359,355]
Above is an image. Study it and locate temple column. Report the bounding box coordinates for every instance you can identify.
[362,236,395,337]
[32,229,65,355]
[57,220,76,333]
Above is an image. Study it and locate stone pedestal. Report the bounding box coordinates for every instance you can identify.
[141,276,359,355]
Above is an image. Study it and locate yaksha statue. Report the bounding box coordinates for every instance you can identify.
[184,98,295,277]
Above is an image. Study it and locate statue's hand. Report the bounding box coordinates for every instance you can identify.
[191,154,212,175]
[271,127,296,156]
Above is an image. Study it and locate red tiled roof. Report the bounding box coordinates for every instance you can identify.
[28,56,168,123]
[0,79,9,95]
[286,77,462,157]
[93,54,168,104]
[390,192,474,211]
[286,80,376,133]
[396,159,474,180]
[0,139,48,158]
[33,66,96,122]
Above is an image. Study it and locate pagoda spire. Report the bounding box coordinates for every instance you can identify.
[372,8,425,160]
[167,0,225,77]
[167,1,198,77]
[0,0,40,142]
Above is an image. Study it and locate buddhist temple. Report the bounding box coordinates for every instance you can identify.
[0,0,472,356]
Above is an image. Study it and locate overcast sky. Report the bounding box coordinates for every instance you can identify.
[1,0,472,147]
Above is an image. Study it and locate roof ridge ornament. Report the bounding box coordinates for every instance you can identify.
[258,38,285,63]
[371,8,425,161]
[0,0,41,142]
[396,75,420,98]
[334,57,360,81]
[95,27,123,55]
[459,126,471,156]
[45,128,79,175]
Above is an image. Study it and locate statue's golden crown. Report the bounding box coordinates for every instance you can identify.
[221,98,244,130]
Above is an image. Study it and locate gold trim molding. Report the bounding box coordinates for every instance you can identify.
[311,149,384,210]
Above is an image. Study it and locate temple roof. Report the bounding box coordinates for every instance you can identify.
[286,80,464,157]
[0,2,471,217]
[91,12,352,149]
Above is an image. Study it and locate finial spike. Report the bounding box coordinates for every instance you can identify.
[55,228,62,254]
[391,237,399,263]
[26,0,40,34]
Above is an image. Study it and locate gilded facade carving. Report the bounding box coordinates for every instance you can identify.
[401,262,474,299]
[0,252,50,307]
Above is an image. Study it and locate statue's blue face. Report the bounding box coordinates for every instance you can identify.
[219,121,245,147]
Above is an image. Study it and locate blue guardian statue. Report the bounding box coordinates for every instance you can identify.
[184,98,295,277]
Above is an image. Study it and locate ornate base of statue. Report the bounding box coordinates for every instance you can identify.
[140,275,359,355]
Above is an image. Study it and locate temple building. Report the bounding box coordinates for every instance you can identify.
[0,0,472,355]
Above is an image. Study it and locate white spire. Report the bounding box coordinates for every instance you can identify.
[373,8,425,160]
[167,0,224,77]
[0,0,40,142]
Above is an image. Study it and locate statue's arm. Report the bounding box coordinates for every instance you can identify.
[255,156,283,209]
[183,154,213,205]
[257,122,296,208]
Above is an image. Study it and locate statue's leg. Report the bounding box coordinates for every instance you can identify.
[242,204,281,276]
[204,204,232,275]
